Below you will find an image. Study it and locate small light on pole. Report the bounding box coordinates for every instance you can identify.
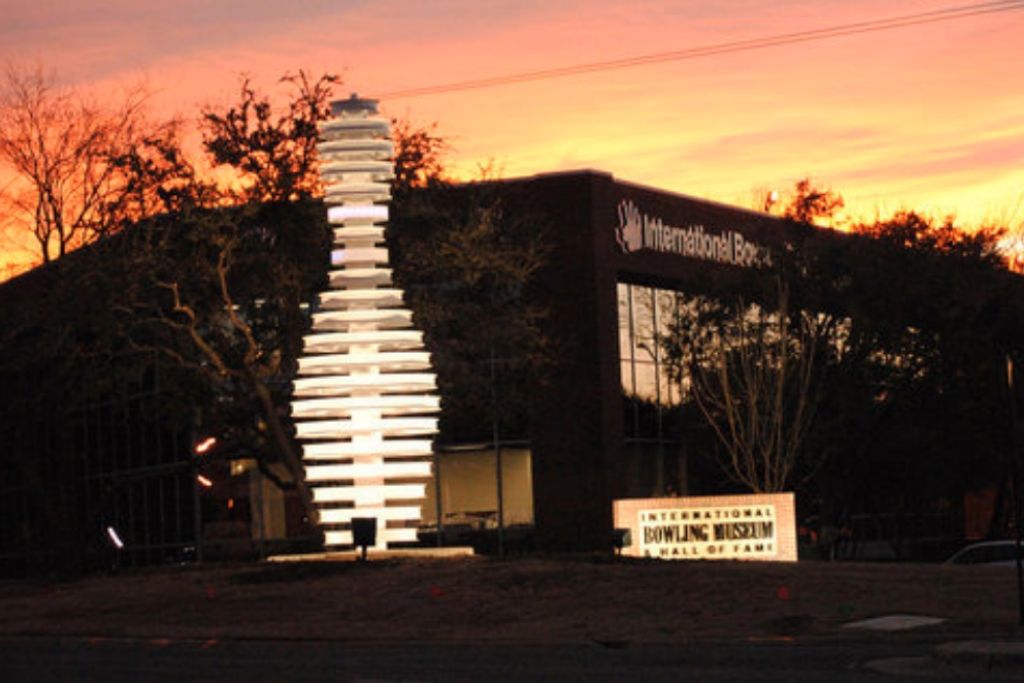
[194,436,217,455]
[106,526,125,550]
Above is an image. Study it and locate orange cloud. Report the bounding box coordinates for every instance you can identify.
[3,0,1023,278]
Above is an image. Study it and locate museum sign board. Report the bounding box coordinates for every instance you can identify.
[613,492,797,561]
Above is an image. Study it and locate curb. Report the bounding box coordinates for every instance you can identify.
[935,641,1024,673]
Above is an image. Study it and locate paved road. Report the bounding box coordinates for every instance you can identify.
[0,635,1018,681]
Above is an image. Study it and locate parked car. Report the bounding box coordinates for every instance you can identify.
[945,540,1024,567]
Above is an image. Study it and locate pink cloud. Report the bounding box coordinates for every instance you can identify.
[1,0,1022,235]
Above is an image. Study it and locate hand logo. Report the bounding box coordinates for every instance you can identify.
[616,200,643,253]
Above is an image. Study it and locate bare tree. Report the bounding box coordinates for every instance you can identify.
[201,71,338,203]
[391,117,448,190]
[149,225,320,525]
[685,281,829,492]
[750,185,781,214]
[107,121,218,219]
[0,64,156,264]
[783,178,845,227]
[996,194,1024,272]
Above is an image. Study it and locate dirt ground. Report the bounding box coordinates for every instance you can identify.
[1,556,1022,644]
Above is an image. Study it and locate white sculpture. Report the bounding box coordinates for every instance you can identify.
[291,94,439,549]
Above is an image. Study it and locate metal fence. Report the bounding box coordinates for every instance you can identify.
[0,361,197,577]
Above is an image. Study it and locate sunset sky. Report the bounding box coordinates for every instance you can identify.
[2,0,1022,275]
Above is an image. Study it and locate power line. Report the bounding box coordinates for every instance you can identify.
[378,1,1024,99]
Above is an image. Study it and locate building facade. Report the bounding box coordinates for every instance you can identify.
[496,170,792,550]
[3,169,1020,572]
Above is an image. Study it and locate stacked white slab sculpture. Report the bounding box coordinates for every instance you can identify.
[291,94,439,549]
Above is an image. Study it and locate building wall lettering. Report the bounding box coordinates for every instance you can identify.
[616,199,772,268]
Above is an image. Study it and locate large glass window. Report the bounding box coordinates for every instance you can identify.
[617,282,687,497]
[617,283,681,407]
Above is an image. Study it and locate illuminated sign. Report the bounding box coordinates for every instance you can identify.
[613,493,797,562]
[615,199,772,268]
[639,504,777,559]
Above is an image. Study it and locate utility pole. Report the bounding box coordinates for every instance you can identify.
[491,345,505,557]
[1005,355,1024,626]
